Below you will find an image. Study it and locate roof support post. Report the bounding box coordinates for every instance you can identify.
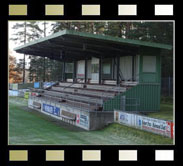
[62,61,66,82]
[112,57,115,80]
[99,56,102,85]
[43,56,46,82]
[73,60,77,83]
[23,54,26,83]
[116,55,120,85]
[132,55,135,81]
[85,58,88,83]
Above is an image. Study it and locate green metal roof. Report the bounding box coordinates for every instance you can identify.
[14,29,172,62]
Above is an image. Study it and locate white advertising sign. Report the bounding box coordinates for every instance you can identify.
[114,110,174,138]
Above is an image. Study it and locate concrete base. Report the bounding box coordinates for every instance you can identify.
[28,97,114,130]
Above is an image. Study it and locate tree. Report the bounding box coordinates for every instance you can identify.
[9,54,22,83]
[126,22,173,77]
[11,21,44,83]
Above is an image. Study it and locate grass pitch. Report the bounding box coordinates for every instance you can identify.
[9,97,173,145]
[147,103,173,121]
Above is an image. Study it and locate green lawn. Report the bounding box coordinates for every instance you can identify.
[146,103,173,121]
[9,97,173,145]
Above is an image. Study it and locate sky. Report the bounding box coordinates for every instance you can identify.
[8,21,24,61]
[8,21,54,66]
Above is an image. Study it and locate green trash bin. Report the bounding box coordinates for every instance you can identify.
[24,92,29,99]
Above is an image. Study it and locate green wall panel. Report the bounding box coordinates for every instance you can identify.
[139,47,161,84]
[103,83,160,112]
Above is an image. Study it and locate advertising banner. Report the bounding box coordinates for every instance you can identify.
[43,103,60,117]
[118,111,133,126]
[139,116,172,137]
[79,114,89,127]
[12,84,18,90]
[114,110,174,138]
[34,82,40,88]
[76,114,80,124]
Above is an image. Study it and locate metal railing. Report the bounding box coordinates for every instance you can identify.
[120,97,140,112]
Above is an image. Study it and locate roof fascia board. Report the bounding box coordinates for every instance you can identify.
[14,29,172,51]
[66,30,172,50]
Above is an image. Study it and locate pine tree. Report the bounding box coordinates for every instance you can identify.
[11,21,44,82]
[126,22,173,77]
[27,21,46,82]
[11,22,27,83]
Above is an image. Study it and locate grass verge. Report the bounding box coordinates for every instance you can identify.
[9,97,173,145]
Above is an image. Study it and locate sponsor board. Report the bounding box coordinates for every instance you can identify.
[12,84,18,90]
[61,110,76,120]
[114,110,174,138]
[9,90,19,96]
[28,99,33,107]
[79,114,89,128]
[119,112,132,126]
[118,111,136,127]
[139,116,172,138]
[33,101,41,110]
[43,103,60,117]
[34,82,40,88]
[76,114,80,124]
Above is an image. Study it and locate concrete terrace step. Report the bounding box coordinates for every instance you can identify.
[58,82,126,93]
[40,95,100,111]
[43,90,104,105]
[121,81,138,86]
[51,86,116,99]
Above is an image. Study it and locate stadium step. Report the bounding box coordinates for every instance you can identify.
[51,86,116,99]
[43,90,104,105]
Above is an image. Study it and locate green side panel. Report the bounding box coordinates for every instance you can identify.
[141,73,157,82]
[103,83,160,112]
[139,47,161,84]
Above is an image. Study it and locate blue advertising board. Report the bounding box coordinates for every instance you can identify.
[43,103,60,117]
[34,82,40,88]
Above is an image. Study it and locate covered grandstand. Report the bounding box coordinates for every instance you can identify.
[14,29,172,130]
